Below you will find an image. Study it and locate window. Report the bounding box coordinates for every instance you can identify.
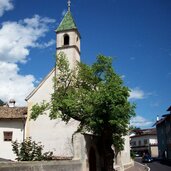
[132,141,136,146]
[76,36,79,42]
[144,139,148,145]
[138,140,141,146]
[166,124,170,134]
[64,34,69,45]
[161,128,164,134]
[4,131,13,141]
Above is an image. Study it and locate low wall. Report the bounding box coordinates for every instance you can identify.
[0,160,82,171]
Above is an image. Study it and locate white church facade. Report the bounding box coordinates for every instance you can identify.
[25,2,133,171]
[25,4,81,159]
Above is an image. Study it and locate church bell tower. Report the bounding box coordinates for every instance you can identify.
[55,0,81,69]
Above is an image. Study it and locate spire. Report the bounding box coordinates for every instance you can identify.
[56,11,77,32]
[68,0,71,12]
[56,1,80,34]
[56,1,78,33]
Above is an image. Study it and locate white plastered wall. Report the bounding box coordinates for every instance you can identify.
[0,120,24,160]
[56,31,80,70]
[120,135,132,165]
[26,70,79,157]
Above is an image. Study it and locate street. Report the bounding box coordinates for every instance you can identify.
[136,157,171,171]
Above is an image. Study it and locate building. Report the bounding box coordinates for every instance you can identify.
[130,128,158,157]
[25,2,81,159]
[25,1,132,171]
[0,101,27,160]
[155,105,171,161]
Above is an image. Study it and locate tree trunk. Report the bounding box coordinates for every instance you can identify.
[101,131,115,171]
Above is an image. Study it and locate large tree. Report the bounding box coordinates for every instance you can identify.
[31,52,135,171]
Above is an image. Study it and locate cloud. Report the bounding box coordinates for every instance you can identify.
[62,9,67,17]
[130,57,135,60]
[130,115,153,128]
[0,0,14,17]
[33,39,55,49]
[160,47,171,57]
[0,15,55,63]
[0,62,35,106]
[120,75,125,79]
[0,15,55,106]
[151,101,160,107]
[129,87,145,100]
[168,72,171,77]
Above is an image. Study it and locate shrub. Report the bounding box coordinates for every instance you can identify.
[130,150,135,159]
[12,137,53,161]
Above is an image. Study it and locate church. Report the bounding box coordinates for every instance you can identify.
[25,1,132,171]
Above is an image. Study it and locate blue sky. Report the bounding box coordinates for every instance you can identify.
[0,0,171,128]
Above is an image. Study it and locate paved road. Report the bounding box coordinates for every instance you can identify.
[136,157,171,171]
[147,160,171,171]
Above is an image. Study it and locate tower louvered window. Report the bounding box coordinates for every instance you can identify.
[64,34,69,45]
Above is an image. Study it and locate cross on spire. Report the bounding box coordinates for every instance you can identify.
[68,0,71,12]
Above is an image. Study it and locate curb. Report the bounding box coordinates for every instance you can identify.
[135,161,150,171]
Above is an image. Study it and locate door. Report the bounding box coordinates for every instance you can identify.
[89,147,96,171]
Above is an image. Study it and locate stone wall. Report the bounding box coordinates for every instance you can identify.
[0,160,82,171]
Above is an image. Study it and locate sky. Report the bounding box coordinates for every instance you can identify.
[0,0,171,129]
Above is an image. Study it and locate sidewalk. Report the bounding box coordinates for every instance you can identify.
[125,161,150,171]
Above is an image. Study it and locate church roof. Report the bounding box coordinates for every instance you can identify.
[25,68,56,101]
[56,11,77,32]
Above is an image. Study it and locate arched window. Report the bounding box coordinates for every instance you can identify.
[64,34,69,45]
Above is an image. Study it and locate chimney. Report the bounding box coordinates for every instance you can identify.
[156,115,159,121]
[9,99,16,107]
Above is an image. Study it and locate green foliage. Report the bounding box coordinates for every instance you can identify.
[113,134,125,156]
[12,137,53,161]
[130,150,135,159]
[129,125,140,131]
[31,101,49,120]
[31,52,135,153]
